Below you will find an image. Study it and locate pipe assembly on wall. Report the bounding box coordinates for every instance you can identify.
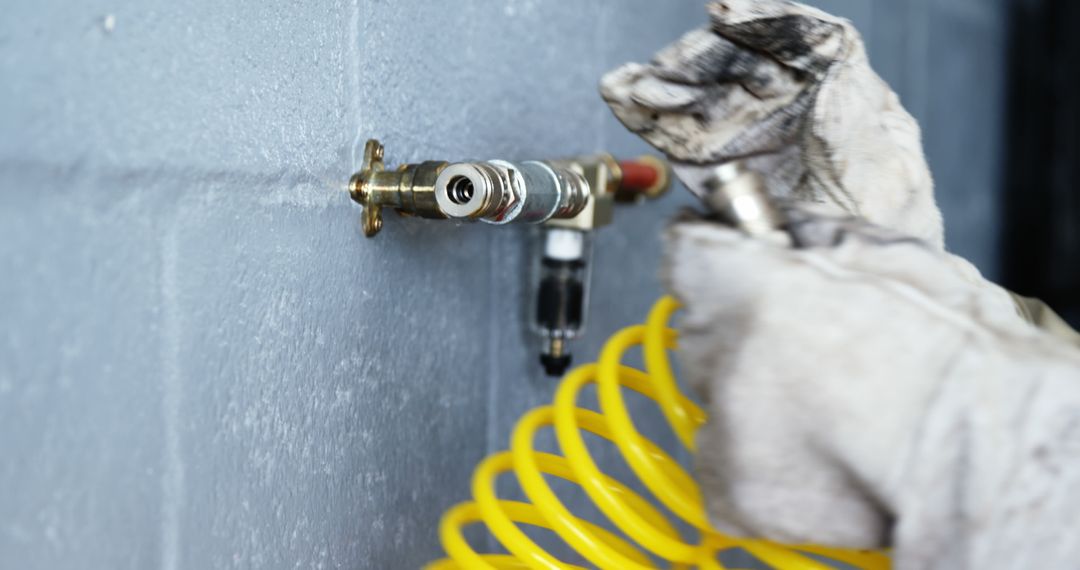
[349,139,669,237]
[348,138,672,375]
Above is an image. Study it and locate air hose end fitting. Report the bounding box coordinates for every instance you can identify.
[349,139,594,236]
[434,160,590,225]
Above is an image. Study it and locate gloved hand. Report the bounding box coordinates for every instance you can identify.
[666,211,1080,569]
[601,1,1080,567]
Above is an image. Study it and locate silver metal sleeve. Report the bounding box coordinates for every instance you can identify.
[514,161,581,223]
[434,160,589,225]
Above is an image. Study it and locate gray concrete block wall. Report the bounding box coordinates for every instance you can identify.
[0,1,1008,569]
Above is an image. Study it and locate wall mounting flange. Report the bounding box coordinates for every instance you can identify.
[349,139,449,237]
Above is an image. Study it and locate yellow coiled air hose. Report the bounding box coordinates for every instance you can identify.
[428,296,890,570]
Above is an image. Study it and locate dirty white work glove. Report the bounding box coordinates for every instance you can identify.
[666,213,1080,569]
[601,0,1079,341]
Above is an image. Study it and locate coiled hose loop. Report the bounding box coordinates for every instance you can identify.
[429,296,890,570]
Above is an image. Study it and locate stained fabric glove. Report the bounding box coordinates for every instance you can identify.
[666,213,1080,569]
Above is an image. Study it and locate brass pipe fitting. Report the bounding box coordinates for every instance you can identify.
[350,139,603,237]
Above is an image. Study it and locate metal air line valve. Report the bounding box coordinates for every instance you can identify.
[349,138,672,376]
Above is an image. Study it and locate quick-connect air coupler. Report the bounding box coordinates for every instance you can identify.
[350,139,594,237]
[434,160,589,225]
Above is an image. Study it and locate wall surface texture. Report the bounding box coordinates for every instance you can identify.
[0,1,1007,568]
